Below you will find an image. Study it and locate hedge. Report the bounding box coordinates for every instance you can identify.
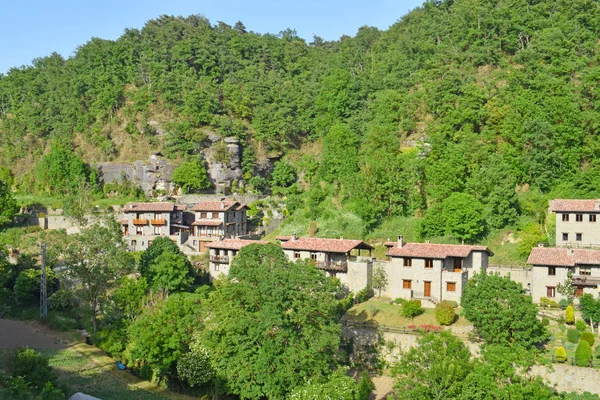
[567,329,580,344]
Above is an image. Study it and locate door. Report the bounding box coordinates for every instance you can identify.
[424,281,431,297]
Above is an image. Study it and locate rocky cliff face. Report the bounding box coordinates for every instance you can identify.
[98,136,244,195]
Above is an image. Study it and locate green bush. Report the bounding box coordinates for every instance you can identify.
[541,318,550,326]
[393,298,404,305]
[540,297,559,308]
[14,269,57,305]
[47,315,77,332]
[356,287,373,304]
[558,299,569,309]
[575,340,592,367]
[3,348,56,393]
[139,363,153,381]
[567,329,580,344]
[576,319,587,332]
[444,300,459,308]
[565,305,575,325]
[48,290,75,311]
[401,300,423,320]
[555,346,567,363]
[581,332,595,347]
[435,301,456,325]
[38,382,65,400]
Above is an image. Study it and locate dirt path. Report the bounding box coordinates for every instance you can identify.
[0,319,67,349]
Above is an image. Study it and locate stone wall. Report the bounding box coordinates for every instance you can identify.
[487,265,533,289]
[531,364,600,394]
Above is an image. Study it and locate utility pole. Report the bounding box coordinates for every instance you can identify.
[40,244,47,319]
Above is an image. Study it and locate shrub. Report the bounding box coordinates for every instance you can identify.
[444,300,459,308]
[581,332,595,347]
[558,299,569,309]
[368,304,379,318]
[575,340,592,367]
[356,370,375,400]
[139,363,153,381]
[565,305,575,325]
[567,329,580,344]
[393,298,404,305]
[4,348,56,392]
[541,318,550,326]
[435,301,456,325]
[540,297,559,308]
[555,346,567,363]
[48,290,75,311]
[356,287,373,304]
[39,381,65,400]
[47,314,77,332]
[401,300,423,320]
[576,319,587,332]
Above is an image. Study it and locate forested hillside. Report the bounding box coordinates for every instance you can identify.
[2,0,600,244]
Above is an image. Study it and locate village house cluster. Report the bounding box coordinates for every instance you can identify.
[120,198,600,306]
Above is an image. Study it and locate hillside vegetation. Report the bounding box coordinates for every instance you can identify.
[2,0,600,248]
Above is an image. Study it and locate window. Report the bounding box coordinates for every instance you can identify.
[294,251,301,259]
[562,214,569,222]
[576,233,583,241]
[154,213,161,220]
[576,287,584,297]
[214,264,219,271]
[212,212,219,219]
[446,282,456,292]
[546,286,556,298]
[136,226,143,235]
[131,240,137,246]
[310,253,317,261]
[153,226,161,235]
[136,213,143,220]
[402,280,412,289]
[200,212,207,219]
[562,233,569,241]
[453,258,462,272]
[403,258,412,267]
[576,214,583,222]
[580,266,591,276]
[425,259,433,269]
[148,240,152,247]
[591,215,597,222]
[548,267,556,276]
[193,240,197,246]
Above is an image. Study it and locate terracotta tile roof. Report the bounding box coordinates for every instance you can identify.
[276,236,291,242]
[551,199,600,212]
[119,219,128,225]
[175,204,187,211]
[191,200,239,212]
[206,239,267,250]
[527,247,600,266]
[191,220,223,226]
[387,242,493,258]
[384,241,397,248]
[123,202,176,212]
[280,237,374,254]
[236,203,248,210]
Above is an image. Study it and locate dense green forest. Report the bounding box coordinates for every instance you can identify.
[2,0,600,244]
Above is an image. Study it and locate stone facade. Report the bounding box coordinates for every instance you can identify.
[379,237,492,307]
[551,199,600,247]
[206,239,267,281]
[187,200,248,252]
[527,246,600,303]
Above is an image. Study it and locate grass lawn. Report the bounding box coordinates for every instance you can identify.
[41,345,191,400]
[344,297,471,328]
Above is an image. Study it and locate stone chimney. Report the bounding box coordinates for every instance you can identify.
[221,202,225,209]
[537,242,545,248]
[568,248,575,256]
[397,235,404,248]
[291,233,297,242]
[340,236,344,240]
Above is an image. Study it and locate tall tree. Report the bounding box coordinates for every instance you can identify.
[62,220,132,333]
[461,273,548,348]
[202,244,342,399]
[0,179,18,226]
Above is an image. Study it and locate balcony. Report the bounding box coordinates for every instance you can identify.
[133,219,148,225]
[151,219,166,225]
[210,255,230,264]
[314,261,348,272]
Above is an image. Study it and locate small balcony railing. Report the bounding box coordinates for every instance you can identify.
[314,261,348,272]
[210,255,230,264]
[133,219,148,225]
[151,219,166,225]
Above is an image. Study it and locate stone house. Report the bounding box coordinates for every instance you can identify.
[278,235,375,293]
[527,246,600,303]
[187,200,248,252]
[551,199,600,247]
[121,202,190,251]
[380,237,492,306]
[206,239,266,281]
